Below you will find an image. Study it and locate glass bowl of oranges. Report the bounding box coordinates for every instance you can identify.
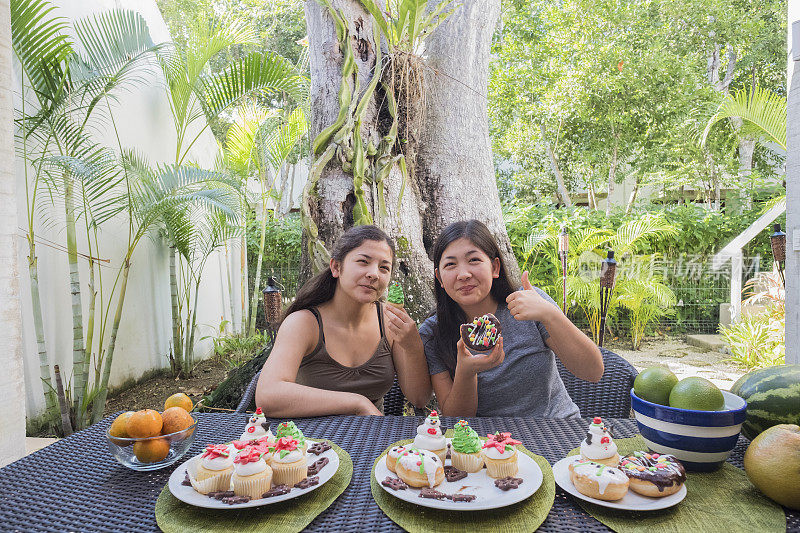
[106,402,198,471]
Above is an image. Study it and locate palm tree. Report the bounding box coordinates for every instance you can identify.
[157,15,306,353]
[12,0,163,427]
[225,104,307,335]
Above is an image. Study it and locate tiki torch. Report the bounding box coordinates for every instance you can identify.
[598,250,617,347]
[769,223,786,288]
[559,226,569,315]
[263,276,282,341]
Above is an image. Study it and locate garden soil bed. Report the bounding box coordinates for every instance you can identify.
[103,357,233,418]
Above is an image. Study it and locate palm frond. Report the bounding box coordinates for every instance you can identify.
[259,107,308,173]
[199,51,307,121]
[702,86,786,150]
[609,214,676,255]
[71,9,161,120]
[11,0,72,108]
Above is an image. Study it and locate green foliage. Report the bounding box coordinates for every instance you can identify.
[720,276,785,370]
[358,0,457,54]
[490,0,786,206]
[246,211,302,267]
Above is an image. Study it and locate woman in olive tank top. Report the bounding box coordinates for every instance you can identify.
[255,226,432,416]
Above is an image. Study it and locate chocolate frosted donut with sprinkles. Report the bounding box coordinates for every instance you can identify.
[620,452,686,497]
[460,313,501,352]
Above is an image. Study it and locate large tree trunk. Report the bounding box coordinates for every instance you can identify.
[304,0,434,319]
[416,0,519,282]
[304,0,514,319]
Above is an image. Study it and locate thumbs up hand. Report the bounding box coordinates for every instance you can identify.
[506,271,557,322]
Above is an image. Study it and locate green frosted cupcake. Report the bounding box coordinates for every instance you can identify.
[275,421,307,452]
[387,281,404,308]
[450,419,484,472]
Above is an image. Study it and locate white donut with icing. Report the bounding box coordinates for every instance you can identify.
[580,417,617,461]
[396,448,442,488]
[412,411,446,452]
[570,459,629,499]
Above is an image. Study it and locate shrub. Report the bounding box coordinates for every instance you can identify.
[719,275,785,370]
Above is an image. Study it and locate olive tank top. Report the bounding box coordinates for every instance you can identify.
[295,302,395,413]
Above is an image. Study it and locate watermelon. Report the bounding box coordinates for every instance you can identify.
[730,365,800,440]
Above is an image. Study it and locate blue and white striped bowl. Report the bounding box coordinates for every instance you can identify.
[630,388,747,472]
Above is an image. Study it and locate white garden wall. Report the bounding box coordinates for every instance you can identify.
[14,0,241,420]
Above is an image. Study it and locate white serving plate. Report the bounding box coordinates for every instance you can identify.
[552,456,687,511]
[168,439,339,509]
[375,440,543,511]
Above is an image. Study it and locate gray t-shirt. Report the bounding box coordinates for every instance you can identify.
[419,288,580,418]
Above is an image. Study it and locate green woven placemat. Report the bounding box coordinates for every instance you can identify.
[566,436,786,533]
[370,438,555,533]
[155,440,352,533]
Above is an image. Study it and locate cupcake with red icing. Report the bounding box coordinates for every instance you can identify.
[270,436,308,487]
[189,444,235,494]
[231,445,273,498]
[481,432,522,478]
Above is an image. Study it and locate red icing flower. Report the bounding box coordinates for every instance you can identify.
[482,432,521,453]
[232,439,259,450]
[427,428,437,435]
[234,445,264,464]
[247,426,256,433]
[275,436,299,452]
[201,444,230,459]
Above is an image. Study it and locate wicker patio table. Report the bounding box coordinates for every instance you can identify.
[0,413,797,532]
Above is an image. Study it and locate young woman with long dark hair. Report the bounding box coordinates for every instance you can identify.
[255,225,431,416]
[419,220,603,417]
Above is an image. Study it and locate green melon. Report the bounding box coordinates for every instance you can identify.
[730,365,800,440]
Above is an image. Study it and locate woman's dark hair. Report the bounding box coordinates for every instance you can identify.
[431,220,516,371]
[283,225,395,319]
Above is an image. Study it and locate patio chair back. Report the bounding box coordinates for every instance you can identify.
[556,347,638,418]
[235,372,414,415]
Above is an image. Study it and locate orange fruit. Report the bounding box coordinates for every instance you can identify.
[161,406,195,439]
[133,438,170,463]
[109,411,134,446]
[164,393,193,413]
[126,409,163,438]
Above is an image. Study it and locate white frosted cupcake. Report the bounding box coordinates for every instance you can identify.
[412,411,447,462]
[580,417,620,467]
[240,407,273,441]
[481,432,522,478]
[189,444,234,494]
[271,437,308,487]
[231,445,273,498]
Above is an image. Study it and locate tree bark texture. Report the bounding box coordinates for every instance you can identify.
[304,0,514,318]
[416,0,520,283]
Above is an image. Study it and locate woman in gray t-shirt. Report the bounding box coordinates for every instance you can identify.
[420,220,604,418]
